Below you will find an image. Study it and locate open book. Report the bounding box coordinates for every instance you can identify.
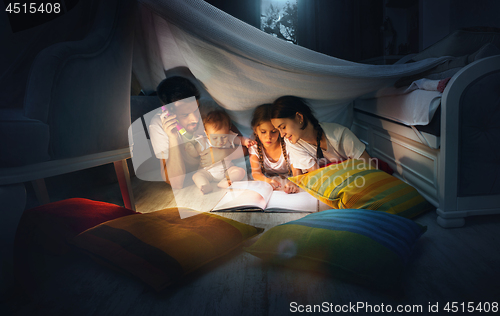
[211,181,332,212]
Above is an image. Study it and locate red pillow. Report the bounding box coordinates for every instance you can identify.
[14,198,140,296]
[15,198,140,255]
[371,157,394,175]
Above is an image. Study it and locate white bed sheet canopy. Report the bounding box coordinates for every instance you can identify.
[133,0,449,133]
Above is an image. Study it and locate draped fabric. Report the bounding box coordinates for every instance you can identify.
[133,0,449,133]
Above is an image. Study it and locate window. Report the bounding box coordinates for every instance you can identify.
[260,0,297,44]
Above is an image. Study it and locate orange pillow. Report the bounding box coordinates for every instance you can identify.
[72,207,264,291]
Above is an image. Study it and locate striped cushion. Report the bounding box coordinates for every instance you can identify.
[288,159,433,218]
[245,209,426,288]
[71,207,263,291]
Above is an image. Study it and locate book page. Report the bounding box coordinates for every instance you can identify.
[211,190,266,211]
[229,181,274,202]
[211,181,331,213]
[264,188,332,213]
[264,190,318,212]
[211,181,273,212]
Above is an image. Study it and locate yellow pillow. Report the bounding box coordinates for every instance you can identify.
[288,159,433,218]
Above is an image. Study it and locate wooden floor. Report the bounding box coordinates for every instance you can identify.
[4,163,500,316]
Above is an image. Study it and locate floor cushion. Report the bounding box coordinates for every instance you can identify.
[245,208,426,289]
[14,198,139,296]
[288,159,433,218]
[71,207,264,291]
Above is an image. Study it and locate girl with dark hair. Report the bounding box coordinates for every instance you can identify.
[270,96,372,174]
[248,104,300,193]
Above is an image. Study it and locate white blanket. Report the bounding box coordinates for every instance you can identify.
[134,0,450,134]
[355,90,441,126]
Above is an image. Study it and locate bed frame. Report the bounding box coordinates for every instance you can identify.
[352,55,500,228]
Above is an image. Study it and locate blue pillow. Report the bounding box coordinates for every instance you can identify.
[245,209,426,288]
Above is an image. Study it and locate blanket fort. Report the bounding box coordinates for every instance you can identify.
[133,0,450,131]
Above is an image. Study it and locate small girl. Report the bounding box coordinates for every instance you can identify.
[248,104,300,194]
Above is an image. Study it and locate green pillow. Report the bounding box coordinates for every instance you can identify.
[288,159,433,218]
[71,207,264,291]
[245,209,426,289]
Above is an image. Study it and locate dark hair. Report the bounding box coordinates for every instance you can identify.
[271,96,324,160]
[156,76,200,110]
[202,109,231,131]
[251,104,292,176]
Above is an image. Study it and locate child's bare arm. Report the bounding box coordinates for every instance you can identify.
[185,141,200,158]
[235,135,256,148]
[249,153,282,189]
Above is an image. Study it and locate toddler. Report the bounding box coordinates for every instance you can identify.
[186,110,248,194]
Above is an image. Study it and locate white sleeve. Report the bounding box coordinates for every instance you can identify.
[228,131,238,148]
[321,122,366,160]
[338,127,366,159]
[149,121,170,160]
[248,144,258,156]
[285,139,316,170]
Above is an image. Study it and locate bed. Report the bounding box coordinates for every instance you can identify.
[351,33,500,227]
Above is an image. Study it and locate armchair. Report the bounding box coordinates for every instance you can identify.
[0,0,137,292]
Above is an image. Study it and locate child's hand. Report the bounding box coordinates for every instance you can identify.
[241,136,256,148]
[217,178,232,189]
[283,180,299,194]
[269,178,281,190]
